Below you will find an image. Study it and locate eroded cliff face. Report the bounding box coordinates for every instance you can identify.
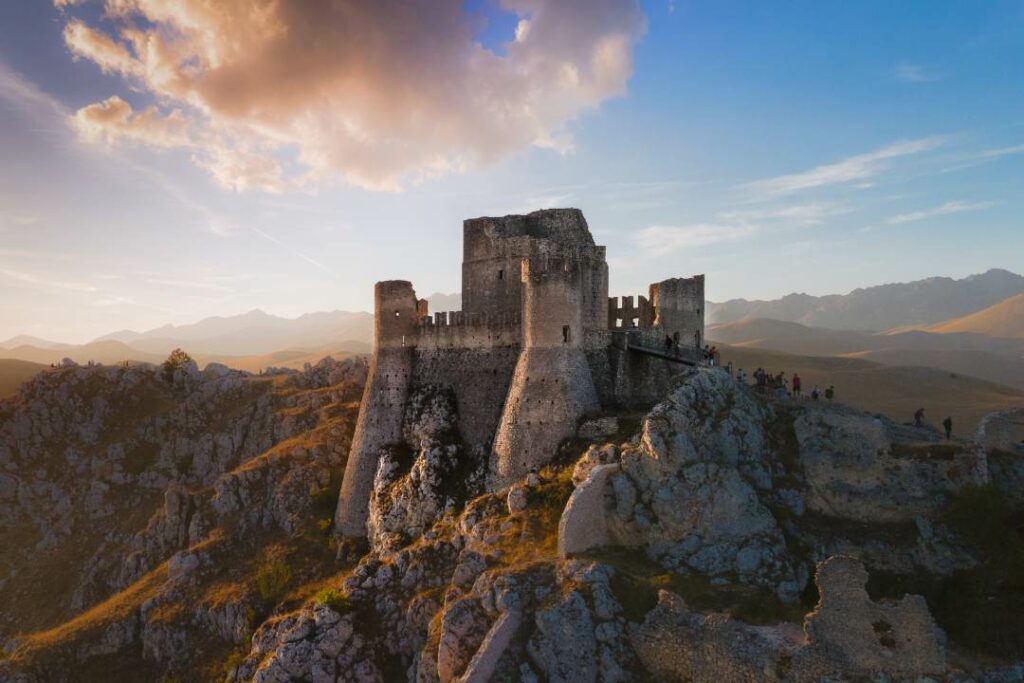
[2,364,1021,682]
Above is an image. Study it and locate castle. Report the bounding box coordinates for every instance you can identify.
[336,209,705,537]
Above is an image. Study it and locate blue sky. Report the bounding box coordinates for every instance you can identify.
[0,0,1022,343]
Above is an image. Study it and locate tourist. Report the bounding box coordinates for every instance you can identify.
[664,334,672,351]
[942,416,953,440]
[825,385,835,402]
[811,386,819,401]
[737,368,747,384]
[914,408,925,428]
[725,360,733,376]
[792,373,802,397]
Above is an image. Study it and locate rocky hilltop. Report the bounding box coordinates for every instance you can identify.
[1,361,1022,681]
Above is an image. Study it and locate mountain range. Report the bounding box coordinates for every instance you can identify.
[2,270,1024,390]
[706,268,1024,331]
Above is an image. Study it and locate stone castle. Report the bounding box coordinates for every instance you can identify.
[336,209,704,536]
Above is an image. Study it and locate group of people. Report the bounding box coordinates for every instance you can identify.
[720,363,836,402]
[701,344,721,366]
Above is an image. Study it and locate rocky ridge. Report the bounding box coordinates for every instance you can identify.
[2,363,1023,681]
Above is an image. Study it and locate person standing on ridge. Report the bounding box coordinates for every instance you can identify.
[825,385,835,402]
[942,416,953,440]
[914,408,925,428]
[792,373,802,397]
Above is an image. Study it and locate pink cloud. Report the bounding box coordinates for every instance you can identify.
[58,0,646,192]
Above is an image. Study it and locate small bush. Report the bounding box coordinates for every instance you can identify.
[256,559,292,603]
[161,348,193,383]
[314,587,352,614]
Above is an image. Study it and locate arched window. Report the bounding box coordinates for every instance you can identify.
[562,325,570,343]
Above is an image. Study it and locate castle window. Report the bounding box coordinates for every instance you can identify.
[562,325,570,343]
[394,310,401,317]
[498,269,504,280]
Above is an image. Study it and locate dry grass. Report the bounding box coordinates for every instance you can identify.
[0,359,47,398]
[718,344,1024,435]
[11,561,167,659]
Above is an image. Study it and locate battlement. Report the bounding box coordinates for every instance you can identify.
[608,294,655,329]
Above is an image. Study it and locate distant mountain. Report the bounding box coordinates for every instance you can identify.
[707,316,1024,390]
[89,309,373,356]
[707,268,1024,332]
[0,340,166,366]
[923,293,1024,339]
[0,335,71,350]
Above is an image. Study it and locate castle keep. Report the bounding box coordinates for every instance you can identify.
[336,209,704,537]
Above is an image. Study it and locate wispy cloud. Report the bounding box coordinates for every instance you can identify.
[892,62,944,83]
[0,267,97,293]
[718,201,848,224]
[249,227,334,276]
[886,200,995,225]
[0,61,67,118]
[634,200,851,257]
[744,137,946,199]
[635,224,758,256]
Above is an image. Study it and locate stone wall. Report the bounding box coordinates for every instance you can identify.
[491,255,600,488]
[461,209,600,318]
[413,346,520,452]
[650,275,705,349]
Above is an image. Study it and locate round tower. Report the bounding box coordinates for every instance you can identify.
[490,256,599,488]
[335,280,417,537]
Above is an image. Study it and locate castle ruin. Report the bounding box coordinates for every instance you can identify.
[336,209,704,537]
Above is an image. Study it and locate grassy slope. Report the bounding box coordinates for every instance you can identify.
[718,344,1024,435]
[0,359,47,398]
[925,293,1024,339]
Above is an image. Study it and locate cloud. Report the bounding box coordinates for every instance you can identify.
[635,223,757,256]
[892,62,944,83]
[744,137,945,198]
[886,200,995,225]
[717,201,848,225]
[72,96,192,148]
[0,268,98,293]
[57,0,646,192]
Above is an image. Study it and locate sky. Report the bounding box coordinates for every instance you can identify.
[0,0,1022,344]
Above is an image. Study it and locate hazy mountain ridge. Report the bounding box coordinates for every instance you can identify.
[707,316,1024,391]
[707,268,1024,331]
[922,292,1024,339]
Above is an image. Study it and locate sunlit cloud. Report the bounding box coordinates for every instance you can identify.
[744,137,946,198]
[57,0,646,193]
[886,200,995,225]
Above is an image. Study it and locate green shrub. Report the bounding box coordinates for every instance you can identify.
[256,559,292,603]
[314,587,352,614]
[161,348,193,383]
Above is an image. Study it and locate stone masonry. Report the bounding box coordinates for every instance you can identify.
[336,209,705,537]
